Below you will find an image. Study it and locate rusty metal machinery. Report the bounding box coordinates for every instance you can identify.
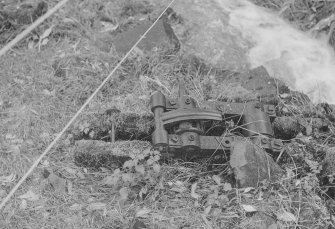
[150,80,283,160]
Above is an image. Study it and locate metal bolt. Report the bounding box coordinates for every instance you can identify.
[171,136,178,143]
[170,99,176,105]
[185,98,191,105]
[223,139,231,147]
[188,135,195,141]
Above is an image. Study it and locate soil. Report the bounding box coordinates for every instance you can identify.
[0,0,335,228]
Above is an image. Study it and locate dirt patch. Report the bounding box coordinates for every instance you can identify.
[206,66,285,103]
[112,16,179,55]
[0,0,335,228]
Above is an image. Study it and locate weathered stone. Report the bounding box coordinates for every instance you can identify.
[239,212,277,229]
[172,0,251,71]
[132,219,147,229]
[229,141,283,188]
[73,140,151,169]
[208,66,284,103]
[273,116,301,140]
[112,17,179,54]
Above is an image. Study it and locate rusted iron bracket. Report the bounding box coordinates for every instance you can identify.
[150,80,283,159]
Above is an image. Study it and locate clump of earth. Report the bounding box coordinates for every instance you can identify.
[1,0,335,228]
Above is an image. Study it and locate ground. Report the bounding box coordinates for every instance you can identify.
[0,0,335,228]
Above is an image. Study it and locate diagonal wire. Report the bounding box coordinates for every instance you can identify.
[0,0,71,58]
[0,0,177,211]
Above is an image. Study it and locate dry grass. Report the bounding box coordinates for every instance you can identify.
[0,0,335,228]
[251,0,335,31]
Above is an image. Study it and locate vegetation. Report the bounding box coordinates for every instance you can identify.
[0,0,335,228]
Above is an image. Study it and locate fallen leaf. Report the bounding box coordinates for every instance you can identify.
[139,186,147,199]
[223,183,232,192]
[76,171,85,179]
[279,93,290,99]
[69,203,82,211]
[0,173,16,184]
[67,181,73,195]
[5,134,16,140]
[100,21,118,33]
[63,167,77,176]
[89,130,95,139]
[122,173,135,184]
[123,160,135,169]
[102,175,119,186]
[41,38,49,46]
[48,173,67,194]
[18,190,39,201]
[243,187,254,193]
[83,127,90,135]
[20,199,27,209]
[153,163,160,173]
[42,89,54,96]
[40,26,53,40]
[305,125,313,136]
[28,40,36,49]
[277,211,297,222]
[41,160,49,167]
[13,78,24,84]
[40,132,50,140]
[175,180,183,186]
[87,202,106,211]
[8,145,20,155]
[191,183,201,199]
[204,205,211,215]
[211,208,222,217]
[119,187,129,201]
[42,211,50,219]
[212,175,221,185]
[135,208,151,218]
[170,181,187,193]
[0,189,6,198]
[135,165,145,176]
[241,204,257,212]
[62,18,76,24]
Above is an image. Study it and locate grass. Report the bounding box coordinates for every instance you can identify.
[0,0,335,228]
[251,0,335,31]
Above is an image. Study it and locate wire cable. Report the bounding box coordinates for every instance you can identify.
[0,0,70,58]
[0,0,177,211]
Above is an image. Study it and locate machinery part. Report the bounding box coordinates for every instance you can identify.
[150,80,282,159]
